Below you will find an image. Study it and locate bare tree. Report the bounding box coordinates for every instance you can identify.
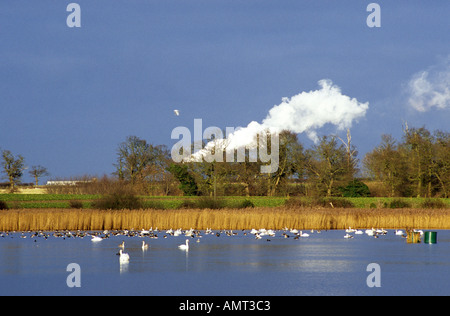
[1,150,27,191]
[267,130,304,196]
[304,136,349,197]
[432,130,450,198]
[29,165,50,186]
[336,128,359,180]
[113,136,169,185]
[363,134,409,197]
[403,126,434,197]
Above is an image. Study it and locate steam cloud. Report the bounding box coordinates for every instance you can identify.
[261,79,369,142]
[190,79,369,161]
[408,56,450,112]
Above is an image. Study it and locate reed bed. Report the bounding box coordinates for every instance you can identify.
[1,207,450,232]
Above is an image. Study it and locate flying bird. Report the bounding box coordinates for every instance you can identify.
[174,109,180,116]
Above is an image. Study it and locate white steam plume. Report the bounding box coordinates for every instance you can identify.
[261,79,369,142]
[189,79,369,161]
[407,56,450,112]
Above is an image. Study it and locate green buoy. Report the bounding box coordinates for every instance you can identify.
[424,231,437,244]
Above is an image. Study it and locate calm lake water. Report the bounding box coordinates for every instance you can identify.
[0,229,449,296]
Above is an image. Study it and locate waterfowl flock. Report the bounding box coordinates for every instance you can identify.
[0,226,417,264]
[341,227,416,239]
[0,226,414,241]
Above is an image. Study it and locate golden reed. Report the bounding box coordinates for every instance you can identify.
[1,207,450,231]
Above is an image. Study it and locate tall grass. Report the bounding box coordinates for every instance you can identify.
[1,207,450,231]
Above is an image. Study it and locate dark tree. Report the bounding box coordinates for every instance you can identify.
[29,165,50,186]
[304,136,349,197]
[1,150,26,191]
[114,136,168,184]
[168,163,199,196]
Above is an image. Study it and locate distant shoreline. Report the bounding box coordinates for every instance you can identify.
[1,207,449,232]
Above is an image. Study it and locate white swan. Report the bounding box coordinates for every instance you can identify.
[299,231,309,237]
[344,233,354,239]
[142,241,149,250]
[178,239,189,251]
[365,228,375,236]
[117,249,130,262]
[91,236,102,242]
[376,228,387,235]
[355,230,363,235]
[395,229,404,236]
[173,229,182,237]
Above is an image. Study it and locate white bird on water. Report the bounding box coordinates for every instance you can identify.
[174,109,180,116]
[142,241,149,250]
[91,236,102,242]
[365,228,375,236]
[299,231,310,238]
[117,249,130,262]
[178,239,189,251]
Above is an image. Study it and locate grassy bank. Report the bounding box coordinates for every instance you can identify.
[0,194,449,209]
[1,207,450,232]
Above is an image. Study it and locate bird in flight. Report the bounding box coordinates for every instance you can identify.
[174,109,180,116]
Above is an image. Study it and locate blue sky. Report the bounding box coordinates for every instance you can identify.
[1,1,449,183]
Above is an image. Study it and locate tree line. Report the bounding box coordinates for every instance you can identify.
[2,125,449,198]
[111,126,449,198]
[364,125,449,198]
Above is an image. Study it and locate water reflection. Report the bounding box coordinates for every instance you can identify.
[0,243,23,275]
[184,250,189,272]
[119,261,129,274]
